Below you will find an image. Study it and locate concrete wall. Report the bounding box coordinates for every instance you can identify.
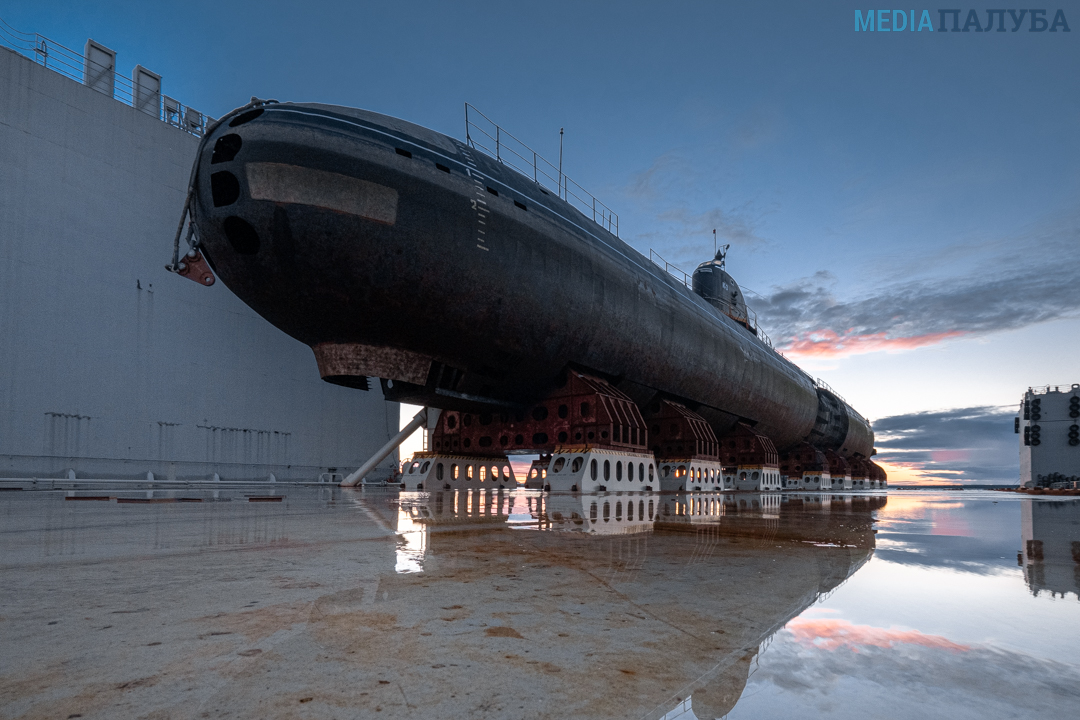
[0,46,399,481]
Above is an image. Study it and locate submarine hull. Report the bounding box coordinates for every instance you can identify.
[192,102,872,457]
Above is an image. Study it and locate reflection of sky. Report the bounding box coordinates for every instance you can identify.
[723,493,1080,719]
[373,490,1080,718]
[871,491,1024,574]
[394,505,426,574]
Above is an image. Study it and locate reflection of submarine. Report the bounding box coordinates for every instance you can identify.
[371,490,885,719]
[179,100,882,473]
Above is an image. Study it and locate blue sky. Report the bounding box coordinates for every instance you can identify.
[4,1,1077,482]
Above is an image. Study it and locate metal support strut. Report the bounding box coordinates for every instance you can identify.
[340,407,441,487]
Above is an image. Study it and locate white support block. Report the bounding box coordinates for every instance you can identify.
[400,455,515,491]
[734,465,782,491]
[657,459,725,492]
[545,449,656,493]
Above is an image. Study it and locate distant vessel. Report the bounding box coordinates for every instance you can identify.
[1017,384,1080,489]
[175,99,886,491]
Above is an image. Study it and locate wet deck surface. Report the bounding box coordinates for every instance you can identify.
[1,488,1078,719]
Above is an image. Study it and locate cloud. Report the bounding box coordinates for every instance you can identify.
[630,201,772,272]
[747,215,1080,357]
[785,618,969,653]
[656,204,769,248]
[732,102,784,149]
[623,152,772,264]
[754,259,1080,357]
[625,152,695,202]
[871,406,1018,483]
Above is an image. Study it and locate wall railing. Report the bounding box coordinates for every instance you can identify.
[465,103,619,237]
[0,17,211,136]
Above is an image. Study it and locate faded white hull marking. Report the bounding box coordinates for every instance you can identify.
[246,162,398,225]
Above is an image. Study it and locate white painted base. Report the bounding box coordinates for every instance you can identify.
[734,466,782,491]
[656,459,726,492]
[544,449,657,492]
[783,472,834,491]
[401,455,516,491]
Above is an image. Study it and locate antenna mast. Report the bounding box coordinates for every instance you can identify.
[715,242,730,269]
[558,128,564,200]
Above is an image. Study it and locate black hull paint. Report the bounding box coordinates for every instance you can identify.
[191,102,873,457]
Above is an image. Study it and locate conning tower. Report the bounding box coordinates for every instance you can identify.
[692,245,753,332]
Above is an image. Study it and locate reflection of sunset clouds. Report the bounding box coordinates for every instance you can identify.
[871,496,972,537]
[786,618,969,653]
[873,493,934,516]
[928,513,971,537]
[869,494,937,529]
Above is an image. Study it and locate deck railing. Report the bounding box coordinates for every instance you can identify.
[1028,384,1080,395]
[647,250,777,352]
[0,17,211,136]
[812,378,871,424]
[465,103,619,237]
[813,378,848,405]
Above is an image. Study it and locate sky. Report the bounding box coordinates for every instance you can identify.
[4,1,1076,484]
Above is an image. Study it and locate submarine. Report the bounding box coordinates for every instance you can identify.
[171,98,882,484]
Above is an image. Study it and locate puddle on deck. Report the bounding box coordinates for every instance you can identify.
[0,488,1078,719]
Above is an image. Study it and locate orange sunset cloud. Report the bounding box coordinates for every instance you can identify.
[778,329,966,358]
[871,459,972,486]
